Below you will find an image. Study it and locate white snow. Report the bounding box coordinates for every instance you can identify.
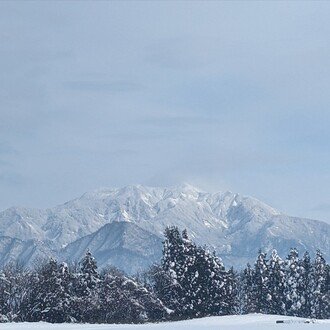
[1,314,329,330]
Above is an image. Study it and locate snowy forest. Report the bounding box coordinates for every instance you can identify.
[0,226,329,324]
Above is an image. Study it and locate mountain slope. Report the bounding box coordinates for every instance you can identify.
[0,236,56,267]
[0,184,328,273]
[63,222,163,274]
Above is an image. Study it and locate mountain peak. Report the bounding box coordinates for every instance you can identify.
[172,182,202,193]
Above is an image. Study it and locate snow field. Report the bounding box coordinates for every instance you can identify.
[1,314,329,330]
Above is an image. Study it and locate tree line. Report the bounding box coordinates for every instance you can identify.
[0,226,329,323]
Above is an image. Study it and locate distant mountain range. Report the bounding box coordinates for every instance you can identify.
[0,184,329,274]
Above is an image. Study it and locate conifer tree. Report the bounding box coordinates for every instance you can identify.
[73,250,101,322]
[252,250,271,314]
[2,263,30,322]
[161,226,189,316]
[225,267,239,315]
[80,249,99,294]
[299,251,313,317]
[267,250,286,315]
[310,250,329,319]
[99,270,169,323]
[21,258,74,323]
[159,227,230,318]
[241,263,255,313]
[183,246,228,317]
[325,263,330,319]
[284,248,304,316]
[0,271,10,322]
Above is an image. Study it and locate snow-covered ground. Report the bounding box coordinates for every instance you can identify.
[2,314,329,330]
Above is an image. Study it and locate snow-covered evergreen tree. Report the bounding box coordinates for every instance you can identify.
[20,258,74,323]
[145,263,173,303]
[299,251,313,317]
[267,250,286,315]
[284,248,304,316]
[241,263,255,313]
[72,250,101,322]
[183,246,228,317]
[225,267,239,315]
[2,263,30,322]
[57,262,75,321]
[310,250,329,319]
[99,269,169,323]
[325,263,330,319]
[0,271,10,322]
[252,250,271,314]
[80,249,99,293]
[160,226,190,316]
[159,227,231,318]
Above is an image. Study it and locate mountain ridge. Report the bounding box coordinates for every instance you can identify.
[0,184,329,273]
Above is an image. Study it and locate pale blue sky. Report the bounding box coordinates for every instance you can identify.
[1,1,330,222]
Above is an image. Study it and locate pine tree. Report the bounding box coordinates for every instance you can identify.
[204,251,231,316]
[57,262,75,322]
[80,250,99,293]
[183,246,228,317]
[160,226,189,316]
[225,267,239,315]
[158,227,231,318]
[72,250,100,322]
[310,250,329,319]
[284,248,304,316]
[241,263,255,313]
[0,271,10,322]
[144,263,173,305]
[299,251,313,317]
[20,258,74,323]
[267,250,286,315]
[252,250,271,314]
[1,263,30,322]
[325,263,330,319]
[99,270,169,323]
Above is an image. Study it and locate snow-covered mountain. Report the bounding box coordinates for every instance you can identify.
[63,222,163,274]
[0,184,329,273]
[0,236,56,267]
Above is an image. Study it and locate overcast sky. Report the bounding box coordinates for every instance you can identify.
[1,1,330,223]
